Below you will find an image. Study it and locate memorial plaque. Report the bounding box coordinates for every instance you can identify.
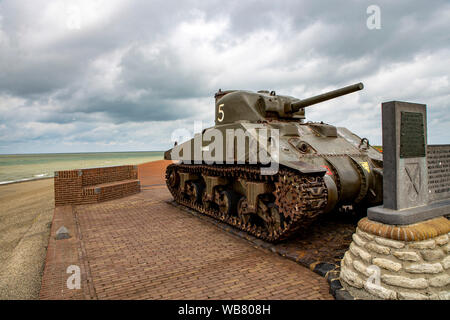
[427,145,450,202]
[400,111,425,158]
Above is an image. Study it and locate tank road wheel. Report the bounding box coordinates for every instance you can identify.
[202,192,212,209]
[184,181,194,200]
[185,181,202,203]
[263,204,283,237]
[166,166,179,189]
[191,182,204,204]
[217,190,239,218]
[237,197,251,226]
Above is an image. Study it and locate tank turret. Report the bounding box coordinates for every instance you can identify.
[213,82,364,123]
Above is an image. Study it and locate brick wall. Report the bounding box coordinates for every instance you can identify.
[54,170,83,206]
[54,165,140,207]
[80,165,138,187]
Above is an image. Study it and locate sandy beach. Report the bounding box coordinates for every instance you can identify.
[0,178,54,299]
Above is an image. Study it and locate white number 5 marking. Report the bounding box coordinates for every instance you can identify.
[217,104,225,122]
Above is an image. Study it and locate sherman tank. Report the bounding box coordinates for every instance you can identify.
[164,82,383,242]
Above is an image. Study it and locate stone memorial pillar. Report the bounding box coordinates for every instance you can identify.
[382,102,428,211]
[339,101,450,300]
[367,101,450,224]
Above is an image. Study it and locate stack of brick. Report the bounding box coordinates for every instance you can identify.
[54,165,140,207]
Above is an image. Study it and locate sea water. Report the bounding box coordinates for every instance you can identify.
[0,151,164,185]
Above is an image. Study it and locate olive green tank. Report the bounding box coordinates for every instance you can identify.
[164,83,383,242]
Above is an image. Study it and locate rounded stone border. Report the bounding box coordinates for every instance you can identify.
[358,216,450,242]
[168,200,355,300]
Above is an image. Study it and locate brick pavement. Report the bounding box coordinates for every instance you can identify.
[40,160,332,300]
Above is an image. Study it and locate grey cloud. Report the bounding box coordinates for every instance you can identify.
[0,0,449,152]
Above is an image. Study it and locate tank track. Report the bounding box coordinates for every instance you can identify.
[165,163,328,242]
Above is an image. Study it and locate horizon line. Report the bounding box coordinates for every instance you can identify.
[0,150,165,156]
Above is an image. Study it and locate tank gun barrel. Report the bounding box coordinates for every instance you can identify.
[290,82,364,112]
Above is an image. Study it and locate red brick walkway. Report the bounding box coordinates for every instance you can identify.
[40,161,332,300]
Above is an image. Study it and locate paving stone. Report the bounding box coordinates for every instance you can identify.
[284,252,298,261]
[398,291,429,300]
[364,282,397,300]
[404,262,444,274]
[298,256,317,268]
[326,270,340,282]
[353,260,370,277]
[334,289,354,300]
[276,247,288,256]
[438,291,450,300]
[442,255,450,269]
[408,239,436,250]
[380,274,428,289]
[352,233,367,247]
[366,242,390,255]
[428,274,450,287]
[313,263,336,277]
[373,258,402,272]
[374,237,405,249]
[421,249,445,262]
[350,243,372,264]
[356,228,374,241]
[343,251,354,268]
[392,250,421,262]
[435,234,449,246]
[340,267,364,289]
[443,244,450,254]
[329,279,343,293]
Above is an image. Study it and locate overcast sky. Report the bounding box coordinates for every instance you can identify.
[0,0,449,154]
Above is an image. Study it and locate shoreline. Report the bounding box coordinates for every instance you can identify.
[0,176,54,186]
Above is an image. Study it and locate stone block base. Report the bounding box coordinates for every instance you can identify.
[340,216,450,300]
